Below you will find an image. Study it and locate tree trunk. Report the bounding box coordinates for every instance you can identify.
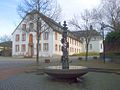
[85,43,89,61]
[36,16,40,65]
[103,40,105,63]
[36,37,39,64]
[36,34,39,64]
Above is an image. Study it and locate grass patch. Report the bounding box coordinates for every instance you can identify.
[76,60,120,69]
[72,52,100,56]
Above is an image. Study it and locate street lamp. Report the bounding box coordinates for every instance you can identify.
[101,22,106,63]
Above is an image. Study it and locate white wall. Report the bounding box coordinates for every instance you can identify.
[53,31,82,56]
[12,29,29,56]
[12,14,83,57]
[82,36,103,53]
[89,40,103,53]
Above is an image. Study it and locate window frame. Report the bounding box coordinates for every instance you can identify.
[15,34,20,42]
[21,44,26,52]
[22,33,26,41]
[43,43,49,51]
[22,24,26,30]
[43,32,49,40]
[15,45,19,52]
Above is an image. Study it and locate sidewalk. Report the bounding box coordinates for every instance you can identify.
[0,66,34,80]
[0,56,120,80]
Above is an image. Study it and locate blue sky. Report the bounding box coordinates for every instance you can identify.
[0,0,20,36]
[0,0,100,36]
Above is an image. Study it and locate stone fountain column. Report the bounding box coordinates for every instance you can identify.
[61,21,69,69]
[44,21,88,80]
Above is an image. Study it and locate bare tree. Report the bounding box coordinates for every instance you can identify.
[70,9,95,61]
[94,0,120,32]
[17,0,61,64]
[90,0,120,63]
[0,35,11,43]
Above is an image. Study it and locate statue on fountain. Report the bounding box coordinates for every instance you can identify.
[61,21,69,69]
[44,21,88,80]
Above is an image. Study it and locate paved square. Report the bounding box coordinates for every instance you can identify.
[0,72,120,90]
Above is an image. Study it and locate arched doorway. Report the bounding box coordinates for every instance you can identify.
[28,34,34,57]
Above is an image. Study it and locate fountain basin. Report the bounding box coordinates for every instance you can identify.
[44,66,88,79]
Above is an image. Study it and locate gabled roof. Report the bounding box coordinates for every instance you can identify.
[12,10,82,42]
[0,41,12,47]
[12,16,27,35]
[38,12,81,41]
[72,30,101,38]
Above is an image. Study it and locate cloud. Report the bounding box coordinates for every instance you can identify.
[58,0,100,21]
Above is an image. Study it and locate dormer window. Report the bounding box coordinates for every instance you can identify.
[29,15,34,20]
[22,24,26,30]
[29,23,34,31]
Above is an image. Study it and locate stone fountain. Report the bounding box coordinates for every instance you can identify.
[44,21,88,80]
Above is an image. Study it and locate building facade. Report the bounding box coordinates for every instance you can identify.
[72,30,103,53]
[12,12,83,57]
[83,36,103,53]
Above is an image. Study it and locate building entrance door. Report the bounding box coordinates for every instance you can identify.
[28,34,33,57]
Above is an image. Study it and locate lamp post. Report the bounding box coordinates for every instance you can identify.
[101,22,106,63]
[61,21,69,69]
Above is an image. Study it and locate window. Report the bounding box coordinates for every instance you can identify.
[15,45,19,52]
[29,15,34,20]
[22,33,26,41]
[44,32,49,40]
[55,32,57,40]
[22,24,26,30]
[29,34,33,43]
[43,43,48,51]
[55,44,58,51]
[29,23,34,31]
[90,44,92,50]
[21,44,26,52]
[16,34,20,41]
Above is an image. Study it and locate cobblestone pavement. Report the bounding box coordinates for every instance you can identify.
[0,56,35,80]
[0,56,120,90]
[0,67,33,80]
[0,72,120,90]
[0,56,36,69]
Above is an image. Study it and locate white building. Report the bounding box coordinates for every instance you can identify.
[72,30,103,53]
[12,11,83,57]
